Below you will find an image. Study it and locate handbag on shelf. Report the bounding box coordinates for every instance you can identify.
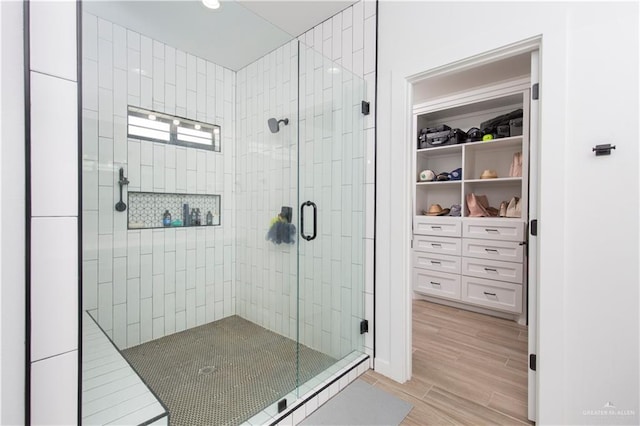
[499,201,508,217]
[509,152,523,177]
[506,196,522,218]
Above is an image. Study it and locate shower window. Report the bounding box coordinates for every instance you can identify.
[127,106,221,151]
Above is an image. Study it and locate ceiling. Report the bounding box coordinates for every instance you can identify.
[239,1,356,38]
[83,0,356,71]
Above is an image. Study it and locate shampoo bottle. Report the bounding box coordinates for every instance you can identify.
[163,210,171,227]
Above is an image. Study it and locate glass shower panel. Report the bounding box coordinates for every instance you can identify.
[296,41,367,393]
[80,2,304,424]
[233,38,302,418]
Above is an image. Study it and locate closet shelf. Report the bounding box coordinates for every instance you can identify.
[463,136,522,150]
[416,136,523,156]
[464,177,522,184]
[416,181,462,186]
[412,84,530,319]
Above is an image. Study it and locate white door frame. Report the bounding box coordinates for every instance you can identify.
[403,36,542,420]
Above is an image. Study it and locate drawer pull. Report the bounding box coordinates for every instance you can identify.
[484,268,498,272]
[430,260,441,265]
[485,228,499,233]
[430,281,441,286]
[431,243,442,247]
[485,248,499,253]
[483,291,497,296]
[431,226,442,230]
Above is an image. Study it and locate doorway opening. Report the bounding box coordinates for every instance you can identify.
[406,40,540,423]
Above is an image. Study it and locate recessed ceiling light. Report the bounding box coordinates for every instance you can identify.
[202,0,220,9]
[173,119,180,125]
[195,124,202,130]
[148,114,156,121]
[327,67,341,74]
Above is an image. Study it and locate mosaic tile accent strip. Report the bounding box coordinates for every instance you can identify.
[128,192,221,229]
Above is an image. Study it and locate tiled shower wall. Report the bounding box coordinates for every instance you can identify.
[235,40,300,340]
[82,12,236,349]
[235,2,376,360]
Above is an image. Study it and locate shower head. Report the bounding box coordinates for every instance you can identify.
[268,117,289,133]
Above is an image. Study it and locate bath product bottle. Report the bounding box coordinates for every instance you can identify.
[206,210,213,226]
[190,208,197,226]
[163,210,171,227]
[183,203,190,226]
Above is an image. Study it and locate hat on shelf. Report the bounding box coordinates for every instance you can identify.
[436,172,450,181]
[424,204,450,216]
[480,169,498,179]
[419,169,436,182]
[448,167,462,181]
[448,204,462,216]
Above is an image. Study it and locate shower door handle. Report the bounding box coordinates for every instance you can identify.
[300,201,317,241]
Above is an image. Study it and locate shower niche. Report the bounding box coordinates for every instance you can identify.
[127,192,221,229]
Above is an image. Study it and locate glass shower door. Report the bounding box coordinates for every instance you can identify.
[295,40,367,394]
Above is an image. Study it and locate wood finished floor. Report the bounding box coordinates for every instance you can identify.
[362,300,533,425]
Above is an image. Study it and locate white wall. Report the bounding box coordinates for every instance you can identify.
[0,1,25,423]
[377,1,639,425]
[82,13,237,349]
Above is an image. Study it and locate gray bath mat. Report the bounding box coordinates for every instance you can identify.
[301,379,413,425]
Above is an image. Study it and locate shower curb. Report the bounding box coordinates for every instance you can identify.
[265,354,371,426]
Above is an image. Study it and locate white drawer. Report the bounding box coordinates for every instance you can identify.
[414,216,461,237]
[413,235,461,256]
[413,269,461,301]
[413,251,461,274]
[462,257,524,284]
[462,219,525,241]
[462,238,524,263]
[461,276,523,314]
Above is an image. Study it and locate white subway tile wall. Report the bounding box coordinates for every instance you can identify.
[234,39,299,343]
[29,1,79,422]
[83,12,236,348]
[234,3,376,361]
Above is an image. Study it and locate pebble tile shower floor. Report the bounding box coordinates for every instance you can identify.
[122,316,336,426]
